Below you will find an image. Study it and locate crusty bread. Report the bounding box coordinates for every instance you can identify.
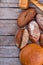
[28,21,40,43]
[19,0,29,9]
[20,44,43,65]
[31,0,43,11]
[16,29,29,49]
[18,8,37,27]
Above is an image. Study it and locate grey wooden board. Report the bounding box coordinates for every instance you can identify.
[0,46,19,57]
[0,20,17,24]
[0,0,19,3]
[0,23,19,35]
[0,0,19,7]
[0,20,19,35]
[0,8,22,19]
[0,58,21,65]
[0,36,16,46]
[0,3,19,7]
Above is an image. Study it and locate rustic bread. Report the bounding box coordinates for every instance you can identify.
[20,44,43,65]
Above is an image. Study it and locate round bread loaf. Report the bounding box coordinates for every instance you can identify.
[20,44,43,65]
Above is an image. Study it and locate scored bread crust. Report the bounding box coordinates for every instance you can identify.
[16,29,24,47]
[16,29,29,49]
[18,8,37,27]
[20,29,29,49]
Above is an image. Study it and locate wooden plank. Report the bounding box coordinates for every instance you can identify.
[0,3,18,7]
[0,8,22,19]
[0,58,21,65]
[0,0,43,3]
[0,46,19,57]
[0,0,43,7]
[0,20,17,24]
[0,23,19,35]
[0,0,19,3]
[0,20,19,35]
[0,36,16,46]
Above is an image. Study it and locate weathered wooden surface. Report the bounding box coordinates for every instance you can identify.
[0,0,19,3]
[0,23,19,35]
[0,46,19,57]
[0,20,17,23]
[0,0,43,65]
[0,58,21,65]
[0,20,19,35]
[0,36,16,46]
[0,8,22,19]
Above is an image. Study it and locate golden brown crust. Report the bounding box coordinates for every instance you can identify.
[16,29,24,47]
[16,29,29,49]
[20,29,29,49]
[18,8,37,27]
[31,0,43,11]
[20,44,43,65]
[19,0,29,9]
[40,33,43,47]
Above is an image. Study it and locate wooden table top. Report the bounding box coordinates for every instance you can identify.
[0,0,43,65]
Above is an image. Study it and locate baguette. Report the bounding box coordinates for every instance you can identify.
[19,0,29,9]
[31,0,43,11]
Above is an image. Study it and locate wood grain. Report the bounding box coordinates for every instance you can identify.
[0,0,19,3]
[0,23,19,35]
[0,20,19,35]
[0,0,43,3]
[0,3,18,7]
[0,46,19,57]
[0,58,21,65]
[0,36,16,46]
[0,20,17,24]
[0,8,22,19]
